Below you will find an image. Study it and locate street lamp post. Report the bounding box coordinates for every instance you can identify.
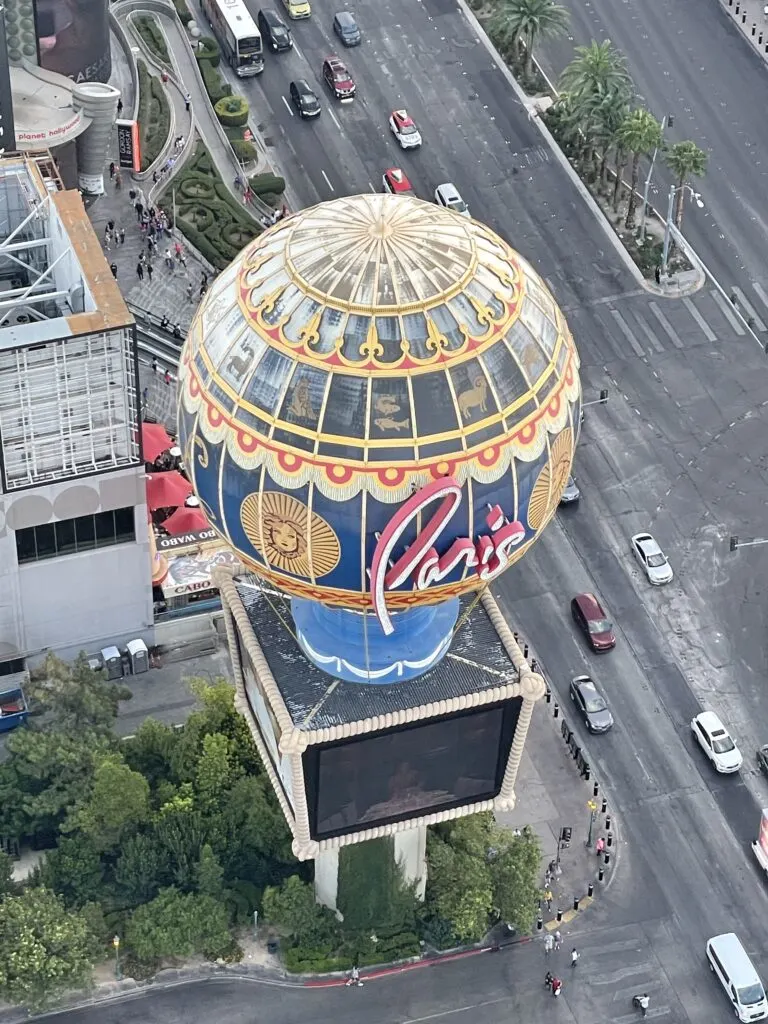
[661,184,703,277]
[585,799,598,849]
[640,113,673,240]
[113,935,122,980]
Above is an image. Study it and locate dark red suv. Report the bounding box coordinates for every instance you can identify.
[571,592,616,652]
[322,56,356,101]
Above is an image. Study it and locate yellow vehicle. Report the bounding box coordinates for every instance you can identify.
[282,0,311,18]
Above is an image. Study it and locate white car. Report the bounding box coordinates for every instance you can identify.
[389,109,422,149]
[631,532,673,585]
[434,182,469,217]
[691,711,743,773]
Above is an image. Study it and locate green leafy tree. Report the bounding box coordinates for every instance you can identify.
[34,836,104,909]
[27,652,131,734]
[195,732,242,807]
[425,819,494,942]
[665,140,708,228]
[0,850,15,896]
[337,838,417,934]
[489,825,541,933]
[114,833,166,907]
[171,678,261,782]
[559,39,633,107]
[63,755,150,852]
[617,108,663,228]
[0,887,94,1010]
[489,0,569,79]
[207,774,293,886]
[153,798,207,890]
[195,843,225,900]
[0,729,110,842]
[122,718,180,792]
[125,887,231,962]
[263,875,327,943]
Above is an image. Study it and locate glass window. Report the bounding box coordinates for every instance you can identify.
[114,507,136,543]
[15,527,37,564]
[75,514,96,551]
[34,523,56,560]
[95,510,117,547]
[55,518,77,556]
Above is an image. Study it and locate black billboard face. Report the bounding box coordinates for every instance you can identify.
[0,10,15,150]
[303,700,522,841]
[34,0,111,84]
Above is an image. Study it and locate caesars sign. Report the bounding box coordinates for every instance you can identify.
[370,477,526,635]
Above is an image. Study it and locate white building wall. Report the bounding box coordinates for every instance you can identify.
[0,466,153,660]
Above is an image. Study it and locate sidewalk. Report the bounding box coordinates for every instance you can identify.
[721,0,768,58]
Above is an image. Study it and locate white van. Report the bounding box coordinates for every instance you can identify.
[707,933,768,1021]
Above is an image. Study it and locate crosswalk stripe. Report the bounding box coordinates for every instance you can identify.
[683,297,717,341]
[731,287,767,331]
[711,289,745,334]
[610,309,645,357]
[751,281,768,314]
[648,302,684,348]
[633,311,665,354]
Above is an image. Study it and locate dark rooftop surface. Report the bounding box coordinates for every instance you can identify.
[234,576,520,732]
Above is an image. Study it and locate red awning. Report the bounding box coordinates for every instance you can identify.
[162,505,209,535]
[141,422,174,463]
[146,471,193,511]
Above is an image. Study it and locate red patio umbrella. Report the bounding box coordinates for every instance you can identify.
[163,505,209,535]
[146,471,193,511]
[141,422,174,462]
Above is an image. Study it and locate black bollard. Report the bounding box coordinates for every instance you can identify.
[556,909,563,923]
[513,631,519,643]
[588,882,594,898]
[605,815,611,830]
[753,22,757,35]
[545,689,552,704]
[601,798,607,814]
[598,867,605,882]
[573,897,580,912]
[523,643,529,658]
[553,702,559,719]
[736,2,740,12]
[606,832,613,848]
[531,658,537,672]
[742,12,747,23]
[592,781,599,797]
[603,852,610,867]
[760,32,764,43]
[584,766,591,781]
[537,916,543,931]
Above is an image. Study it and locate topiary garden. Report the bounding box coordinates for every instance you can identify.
[133,13,170,66]
[136,60,171,171]
[214,95,250,128]
[160,143,262,269]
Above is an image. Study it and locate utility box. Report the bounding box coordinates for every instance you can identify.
[126,639,149,675]
[100,646,123,680]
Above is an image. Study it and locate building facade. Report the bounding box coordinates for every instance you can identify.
[0,155,152,672]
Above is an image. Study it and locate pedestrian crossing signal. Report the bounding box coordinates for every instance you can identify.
[560,827,572,844]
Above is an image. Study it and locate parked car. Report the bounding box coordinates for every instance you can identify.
[631,532,673,585]
[333,10,361,45]
[571,592,616,652]
[559,475,580,505]
[691,711,743,773]
[569,675,614,733]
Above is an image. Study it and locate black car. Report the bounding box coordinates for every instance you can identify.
[290,79,321,118]
[333,10,361,46]
[569,674,614,734]
[758,744,768,775]
[258,9,293,52]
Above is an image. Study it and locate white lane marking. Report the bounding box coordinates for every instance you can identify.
[402,999,510,1024]
[281,95,294,116]
[683,297,717,342]
[648,301,684,349]
[732,286,768,331]
[369,181,376,193]
[610,309,645,358]
[327,107,342,132]
[321,170,335,192]
[711,289,745,334]
[293,41,304,62]
[752,281,768,313]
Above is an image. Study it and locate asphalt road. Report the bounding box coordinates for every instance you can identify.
[126,2,768,1021]
[541,0,768,330]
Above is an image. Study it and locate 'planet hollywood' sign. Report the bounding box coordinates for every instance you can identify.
[370,478,526,635]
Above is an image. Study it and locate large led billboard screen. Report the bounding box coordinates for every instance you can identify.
[34,0,111,84]
[304,699,522,841]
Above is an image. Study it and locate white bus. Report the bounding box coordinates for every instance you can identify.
[200,0,264,76]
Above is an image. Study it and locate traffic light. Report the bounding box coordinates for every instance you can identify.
[729,536,739,552]
[560,826,572,844]
[599,389,609,402]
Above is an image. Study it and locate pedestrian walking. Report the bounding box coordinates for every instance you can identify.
[184,92,191,111]
[544,869,552,888]
[186,282,194,300]
[146,262,153,282]
[153,170,159,184]
[119,227,126,245]
[345,965,363,987]
[570,948,579,968]
[544,934,554,956]
[654,265,661,285]
[551,977,562,998]
[114,169,122,189]
[136,261,144,282]
[142,386,149,404]
[595,836,605,856]
[104,226,111,249]
[109,161,115,179]
[165,248,174,270]
[199,282,207,299]
[110,262,118,279]
[129,188,137,203]
[544,972,553,991]
[164,369,171,386]
[117,98,123,116]
[135,201,144,222]
[543,888,553,912]
[554,930,562,951]
[152,357,158,375]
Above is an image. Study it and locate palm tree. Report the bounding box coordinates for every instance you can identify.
[489,0,570,80]
[593,92,631,188]
[665,140,708,228]
[616,109,663,229]
[559,40,634,107]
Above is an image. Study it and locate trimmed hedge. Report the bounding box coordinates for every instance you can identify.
[134,13,170,65]
[172,0,193,25]
[231,140,258,162]
[214,96,249,128]
[200,61,232,103]
[136,60,171,171]
[249,172,286,197]
[194,35,220,67]
[160,142,262,269]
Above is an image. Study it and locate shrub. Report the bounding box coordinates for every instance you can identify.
[231,140,258,162]
[194,35,220,66]
[249,172,286,197]
[134,13,170,65]
[136,60,171,171]
[214,95,250,127]
[172,0,193,26]
[200,62,231,104]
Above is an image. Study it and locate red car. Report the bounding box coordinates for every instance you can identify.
[382,167,414,195]
[570,593,616,652]
[322,57,356,101]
